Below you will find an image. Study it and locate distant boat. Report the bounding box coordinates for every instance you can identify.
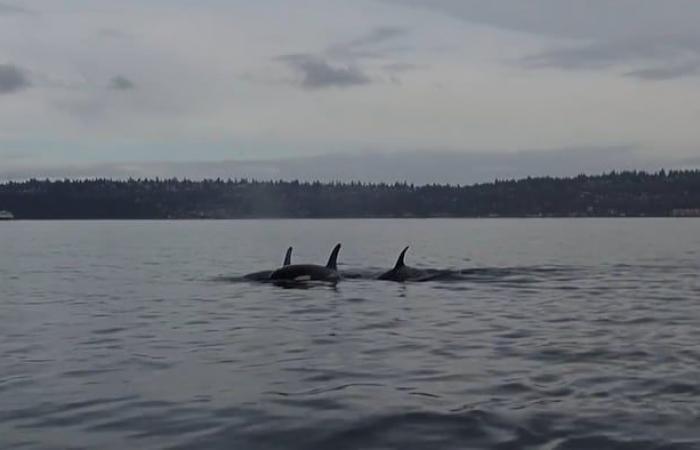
[0,210,15,220]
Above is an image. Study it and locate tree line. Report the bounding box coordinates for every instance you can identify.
[1,170,699,219]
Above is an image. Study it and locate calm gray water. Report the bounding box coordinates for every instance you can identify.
[1,219,700,450]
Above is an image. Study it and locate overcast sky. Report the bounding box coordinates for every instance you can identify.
[2,0,700,183]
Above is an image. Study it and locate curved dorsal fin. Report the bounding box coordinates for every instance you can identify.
[394,246,409,269]
[326,243,341,270]
[283,246,293,266]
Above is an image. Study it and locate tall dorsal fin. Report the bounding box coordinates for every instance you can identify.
[283,247,293,266]
[326,243,341,270]
[394,246,409,269]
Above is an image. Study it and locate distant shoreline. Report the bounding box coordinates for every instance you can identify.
[2,170,699,220]
[1,216,697,221]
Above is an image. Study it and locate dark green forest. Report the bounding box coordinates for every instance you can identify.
[1,170,700,219]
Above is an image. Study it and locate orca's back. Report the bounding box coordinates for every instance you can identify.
[270,264,335,281]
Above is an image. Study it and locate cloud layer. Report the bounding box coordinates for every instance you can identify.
[1,147,685,185]
[0,1,699,180]
[387,0,700,80]
[0,2,32,15]
[0,64,30,93]
[521,34,700,80]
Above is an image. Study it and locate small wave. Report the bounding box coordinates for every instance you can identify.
[268,382,384,397]
[211,264,583,287]
[295,410,531,450]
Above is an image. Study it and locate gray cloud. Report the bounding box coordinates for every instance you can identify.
[383,62,420,72]
[2,146,686,185]
[625,61,700,81]
[274,26,408,89]
[257,146,668,185]
[382,0,700,41]
[681,155,700,166]
[387,0,700,80]
[0,2,32,15]
[347,26,405,47]
[520,34,700,80]
[109,75,135,90]
[0,64,30,94]
[523,36,693,70]
[276,54,371,89]
[328,26,407,59]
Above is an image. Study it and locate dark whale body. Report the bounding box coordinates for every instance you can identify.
[378,246,434,282]
[269,244,341,283]
[243,247,293,281]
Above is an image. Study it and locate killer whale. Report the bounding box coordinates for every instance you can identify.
[378,246,435,282]
[243,247,293,281]
[269,243,341,283]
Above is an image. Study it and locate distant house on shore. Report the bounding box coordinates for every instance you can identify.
[671,208,700,217]
[0,210,14,220]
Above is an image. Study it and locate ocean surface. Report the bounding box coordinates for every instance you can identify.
[1,219,700,450]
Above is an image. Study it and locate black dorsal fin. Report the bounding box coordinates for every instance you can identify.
[283,247,292,266]
[326,243,341,270]
[394,246,409,269]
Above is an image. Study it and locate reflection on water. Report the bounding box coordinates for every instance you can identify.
[1,219,699,449]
